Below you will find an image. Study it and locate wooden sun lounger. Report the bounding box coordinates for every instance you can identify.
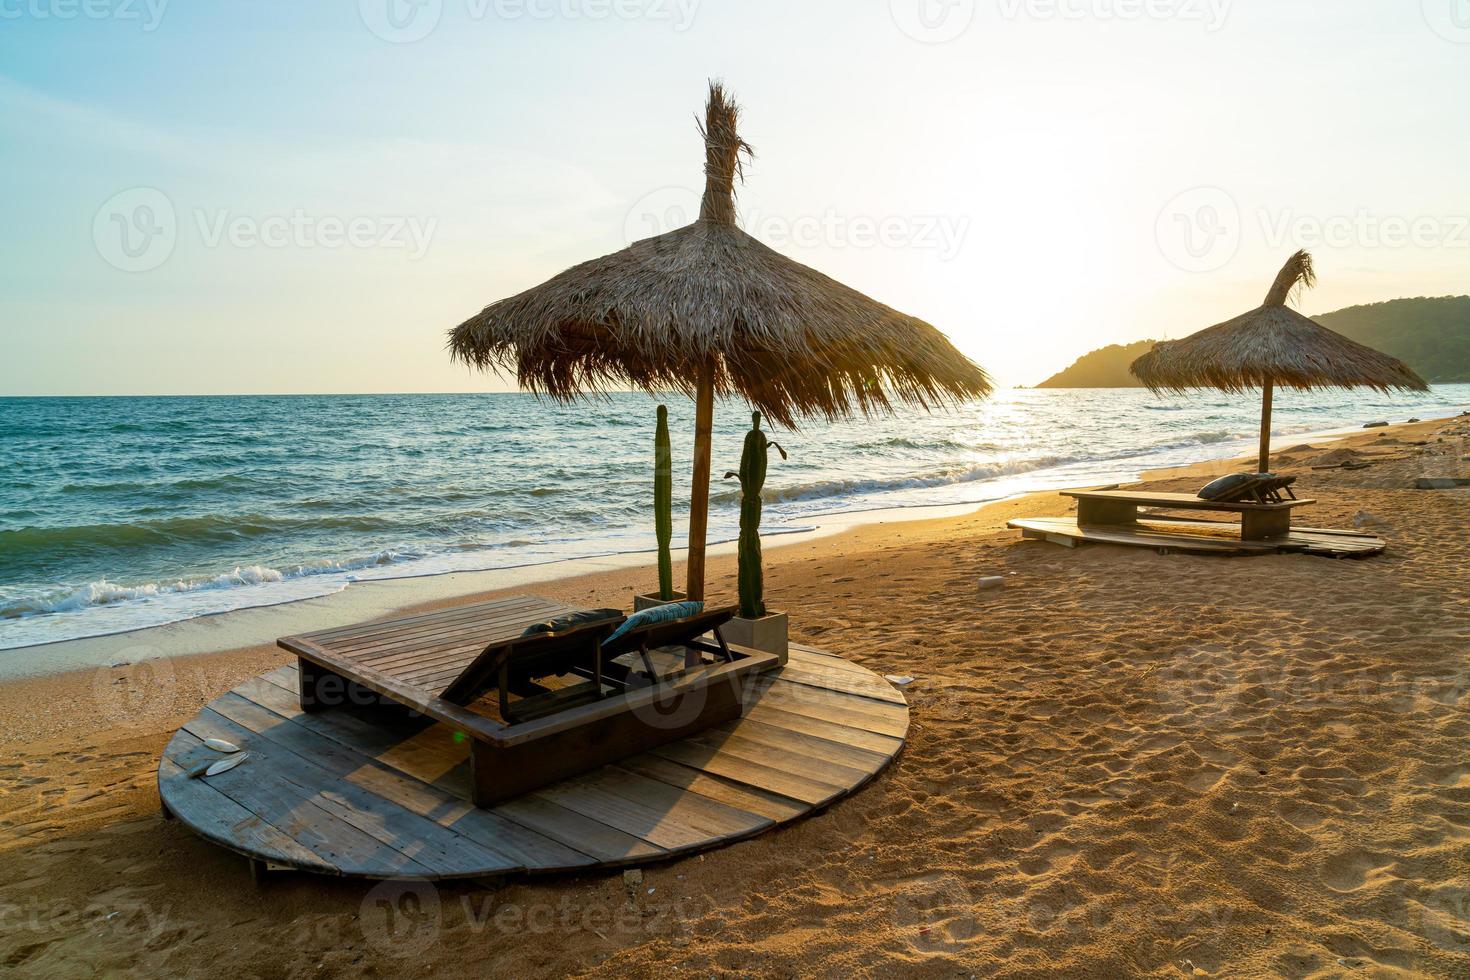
[279,595,778,807]
[1062,489,1316,541]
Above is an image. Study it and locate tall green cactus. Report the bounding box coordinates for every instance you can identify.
[654,405,675,600]
[724,412,787,619]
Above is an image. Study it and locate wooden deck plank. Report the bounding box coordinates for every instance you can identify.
[614,755,809,822]
[167,728,434,877]
[238,672,596,870]
[711,716,894,772]
[741,703,906,757]
[491,795,666,864]
[677,726,876,787]
[342,604,568,663]
[159,755,336,873]
[183,706,508,877]
[786,646,878,676]
[246,668,474,788]
[745,676,911,738]
[300,595,556,644]
[206,691,524,874]
[648,739,848,806]
[773,661,909,705]
[532,768,770,850]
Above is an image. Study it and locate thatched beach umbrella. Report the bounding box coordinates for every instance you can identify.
[450,83,991,600]
[1130,251,1427,473]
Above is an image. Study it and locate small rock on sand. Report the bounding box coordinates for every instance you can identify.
[977,576,1005,590]
[623,869,643,886]
[1363,421,1389,429]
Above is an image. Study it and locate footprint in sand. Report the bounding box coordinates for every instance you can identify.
[1280,803,1327,830]
[1321,850,1391,892]
[1018,843,1079,876]
[1185,768,1226,792]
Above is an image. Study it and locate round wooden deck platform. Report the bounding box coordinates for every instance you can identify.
[1010,516,1386,558]
[158,644,908,879]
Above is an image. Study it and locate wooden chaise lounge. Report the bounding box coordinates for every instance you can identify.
[1009,485,1386,558]
[280,596,778,807]
[1063,488,1315,541]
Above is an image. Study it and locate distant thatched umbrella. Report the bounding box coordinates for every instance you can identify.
[451,83,991,600]
[1131,251,1427,472]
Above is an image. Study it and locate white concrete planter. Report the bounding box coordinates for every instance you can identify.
[634,591,687,613]
[722,611,789,665]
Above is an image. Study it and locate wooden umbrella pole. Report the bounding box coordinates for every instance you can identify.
[1258,378,1274,474]
[685,363,716,601]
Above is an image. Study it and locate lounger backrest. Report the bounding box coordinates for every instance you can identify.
[600,605,737,660]
[1199,473,1269,503]
[440,615,625,705]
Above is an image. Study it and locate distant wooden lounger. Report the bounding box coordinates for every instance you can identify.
[279,595,777,807]
[1062,489,1316,541]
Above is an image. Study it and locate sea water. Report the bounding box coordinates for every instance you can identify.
[3,386,1466,650]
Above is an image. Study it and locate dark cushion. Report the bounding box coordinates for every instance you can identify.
[603,601,705,646]
[1199,473,1266,502]
[520,609,623,638]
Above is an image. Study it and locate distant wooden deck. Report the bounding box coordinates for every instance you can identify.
[1010,515,1385,558]
[158,644,908,879]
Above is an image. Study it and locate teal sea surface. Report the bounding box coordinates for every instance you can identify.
[3,387,1466,650]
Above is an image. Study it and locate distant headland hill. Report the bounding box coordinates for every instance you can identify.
[1037,296,1470,388]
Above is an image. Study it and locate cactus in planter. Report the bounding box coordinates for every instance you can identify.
[654,405,675,601]
[724,412,787,619]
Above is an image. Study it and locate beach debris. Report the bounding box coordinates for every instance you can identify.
[885,675,915,688]
[977,576,1005,590]
[1353,512,1388,528]
[107,657,133,669]
[203,738,241,754]
[1363,421,1389,428]
[204,753,250,778]
[623,869,643,887]
[1408,418,1421,423]
[1416,478,1470,490]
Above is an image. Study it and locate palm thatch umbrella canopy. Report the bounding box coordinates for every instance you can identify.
[450,83,991,600]
[1130,251,1427,472]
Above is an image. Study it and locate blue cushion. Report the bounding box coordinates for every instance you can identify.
[603,601,705,646]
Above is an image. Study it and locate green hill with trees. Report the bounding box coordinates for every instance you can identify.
[1035,340,1160,388]
[1037,296,1470,387]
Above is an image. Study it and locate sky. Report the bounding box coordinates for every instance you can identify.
[1,0,1467,395]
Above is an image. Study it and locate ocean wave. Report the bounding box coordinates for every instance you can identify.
[0,512,402,561]
[0,548,423,621]
[713,455,1082,506]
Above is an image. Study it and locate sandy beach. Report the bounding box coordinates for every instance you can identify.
[2,416,1467,978]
